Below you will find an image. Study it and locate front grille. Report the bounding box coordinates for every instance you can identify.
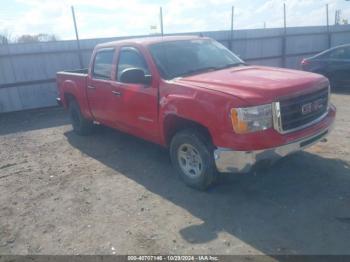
[279,87,329,131]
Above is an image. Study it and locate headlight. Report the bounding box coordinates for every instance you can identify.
[230,104,272,134]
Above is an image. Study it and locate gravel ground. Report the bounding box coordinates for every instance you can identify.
[0,91,349,255]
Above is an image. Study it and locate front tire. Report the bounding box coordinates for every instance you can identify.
[68,100,93,135]
[170,129,217,190]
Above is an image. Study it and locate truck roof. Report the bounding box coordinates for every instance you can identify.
[96,35,209,48]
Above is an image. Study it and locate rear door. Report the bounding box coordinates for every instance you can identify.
[110,46,159,141]
[86,48,116,125]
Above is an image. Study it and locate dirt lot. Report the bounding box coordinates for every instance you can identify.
[0,91,349,255]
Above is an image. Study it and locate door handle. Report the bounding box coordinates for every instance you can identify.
[112,90,122,96]
[87,85,96,90]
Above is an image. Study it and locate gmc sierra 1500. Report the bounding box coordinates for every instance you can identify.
[57,36,336,189]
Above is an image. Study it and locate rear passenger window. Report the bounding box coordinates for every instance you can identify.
[93,49,114,80]
[117,47,150,81]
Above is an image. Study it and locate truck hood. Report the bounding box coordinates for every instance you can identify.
[175,65,328,105]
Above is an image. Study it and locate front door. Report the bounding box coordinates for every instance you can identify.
[111,46,159,142]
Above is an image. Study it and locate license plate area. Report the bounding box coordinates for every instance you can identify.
[300,130,328,148]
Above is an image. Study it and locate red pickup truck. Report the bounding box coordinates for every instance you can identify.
[57,36,336,190]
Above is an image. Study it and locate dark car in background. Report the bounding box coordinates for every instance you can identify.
[301,44,350,88]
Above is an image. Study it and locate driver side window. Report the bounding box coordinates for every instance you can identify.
[117,47,150,81]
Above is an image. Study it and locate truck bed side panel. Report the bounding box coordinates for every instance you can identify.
[56,72,93,120]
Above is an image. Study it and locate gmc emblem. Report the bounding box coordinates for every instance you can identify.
[301,103,312,115]
[301,99,325,115]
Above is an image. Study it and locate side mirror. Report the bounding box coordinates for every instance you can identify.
[120,68,152,85]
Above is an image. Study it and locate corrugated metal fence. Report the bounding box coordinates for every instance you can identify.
[0,25,349,113]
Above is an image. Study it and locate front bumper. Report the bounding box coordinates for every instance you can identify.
[214,125,332,173]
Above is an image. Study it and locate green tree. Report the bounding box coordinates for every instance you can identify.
[16,34,59,43]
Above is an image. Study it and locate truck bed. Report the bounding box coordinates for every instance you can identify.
[57,68,88,76]
[56,68,89,110]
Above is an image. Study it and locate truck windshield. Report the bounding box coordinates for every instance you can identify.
[149,39,244,80]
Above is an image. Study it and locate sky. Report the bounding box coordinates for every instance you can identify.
[0,0,350,41]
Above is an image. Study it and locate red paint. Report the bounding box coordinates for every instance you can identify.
[57,36,336,151]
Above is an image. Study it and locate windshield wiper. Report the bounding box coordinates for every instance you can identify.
[176,63,246,78]
[216,62,247,70]
[179,66,219,77]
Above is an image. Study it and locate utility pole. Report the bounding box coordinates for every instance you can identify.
[283,3,287,32]
[229,6,234,51]
[326,4,331,48]
[335,10,341,25]
[282,3,287,68]
[160,7,164,36]
[71,6,83,68]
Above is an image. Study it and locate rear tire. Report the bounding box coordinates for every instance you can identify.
[170,129,217,190]
[68,100,93,135]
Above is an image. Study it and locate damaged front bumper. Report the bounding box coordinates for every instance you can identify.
[214,126,332,173]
